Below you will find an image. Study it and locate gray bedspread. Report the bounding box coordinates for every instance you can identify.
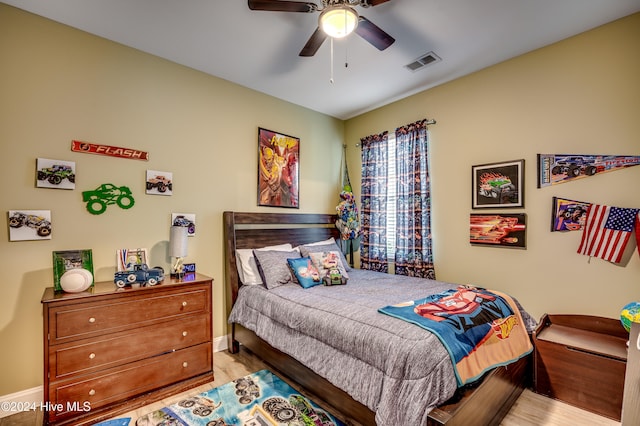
[228,269,534,425]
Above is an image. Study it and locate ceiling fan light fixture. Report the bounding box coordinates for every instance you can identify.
[319,5,359,38]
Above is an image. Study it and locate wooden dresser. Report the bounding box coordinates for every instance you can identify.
[533,313,627,421]
[41,273,213,425]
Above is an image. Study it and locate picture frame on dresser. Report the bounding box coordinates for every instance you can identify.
[115,247,148,272]
[52,249,94,292]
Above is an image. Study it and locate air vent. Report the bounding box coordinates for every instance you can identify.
[405,52,441,72]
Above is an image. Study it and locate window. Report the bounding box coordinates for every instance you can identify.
[386,133,397,260]
[360,120,434,277]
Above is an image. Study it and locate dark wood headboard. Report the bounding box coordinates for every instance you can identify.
[223,211,339,339]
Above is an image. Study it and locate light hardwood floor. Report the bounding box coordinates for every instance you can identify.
[1,347,620,426]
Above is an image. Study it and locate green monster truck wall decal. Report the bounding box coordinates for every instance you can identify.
[82,183,135,215]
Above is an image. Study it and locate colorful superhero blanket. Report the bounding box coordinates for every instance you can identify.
[379,286,533,386]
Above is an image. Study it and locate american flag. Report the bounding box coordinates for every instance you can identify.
[577,204,639,263]
[636,213,640,259]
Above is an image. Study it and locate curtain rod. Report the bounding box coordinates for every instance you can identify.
[352,118,436,147]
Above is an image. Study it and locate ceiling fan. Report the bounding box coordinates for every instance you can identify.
[248,0,395,57]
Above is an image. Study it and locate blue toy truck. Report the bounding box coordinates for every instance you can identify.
[114,264,164,287]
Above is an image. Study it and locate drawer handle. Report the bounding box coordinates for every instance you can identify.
[182,362,188,368]
[182,301,188,307]
[89,317,96,323]
[182,331,188,337]
[88,389,96,396]
[89,353,96,359]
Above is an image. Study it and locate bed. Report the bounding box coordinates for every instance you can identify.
[224,211,534,426]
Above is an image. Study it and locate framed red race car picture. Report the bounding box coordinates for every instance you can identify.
[470,213,526,249]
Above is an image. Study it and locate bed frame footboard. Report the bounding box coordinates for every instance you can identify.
[230,324,529,426]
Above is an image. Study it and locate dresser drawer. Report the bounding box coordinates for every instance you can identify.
[50,313,211,379]
[47,342,212,422]
[49,287,209,343]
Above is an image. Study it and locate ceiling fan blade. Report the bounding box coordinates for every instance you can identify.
[299,27,327,57]
[248,0,317,13]
[355,16,395,51]
[363,0,392,6]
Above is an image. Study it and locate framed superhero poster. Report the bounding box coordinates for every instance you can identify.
[470,213,526,248]
[472,159,524,209]
[257,128,299,208]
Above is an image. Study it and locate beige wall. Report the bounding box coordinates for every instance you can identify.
[1,3,639,397]
[345,13,640,323]
[0,4,344,395]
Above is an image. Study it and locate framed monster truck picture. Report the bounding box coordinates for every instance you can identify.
[172,213,196,236]
[36,158,76,190]
[472,159,524,209]
[146,170,173,195]
[8,210,52,241]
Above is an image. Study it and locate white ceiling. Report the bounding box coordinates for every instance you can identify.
[4,0,640,119]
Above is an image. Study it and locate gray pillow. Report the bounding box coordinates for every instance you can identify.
[253,249,301,289]
[299,242,351,271]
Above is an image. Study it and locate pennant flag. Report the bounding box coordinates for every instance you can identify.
[537,154,640,188]
[577,204,640,263]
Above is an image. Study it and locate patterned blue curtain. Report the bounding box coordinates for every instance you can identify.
[359,132,389,272]
[394,119,436,279]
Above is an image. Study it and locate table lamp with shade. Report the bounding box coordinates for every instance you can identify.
[170,225,188,278]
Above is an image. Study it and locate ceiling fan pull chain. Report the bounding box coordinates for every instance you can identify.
[345,42,349,68]
[330,37,335,84]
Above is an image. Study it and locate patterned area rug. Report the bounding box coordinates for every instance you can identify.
[136,369,345,426]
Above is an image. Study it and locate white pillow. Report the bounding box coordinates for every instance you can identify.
[299,239,352,271]
[236,243,293,285]
[304,237,336,246]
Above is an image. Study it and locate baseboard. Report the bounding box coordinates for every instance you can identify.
[214,334,228,352]
[0,336,229,419]
[0,386,43,419]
